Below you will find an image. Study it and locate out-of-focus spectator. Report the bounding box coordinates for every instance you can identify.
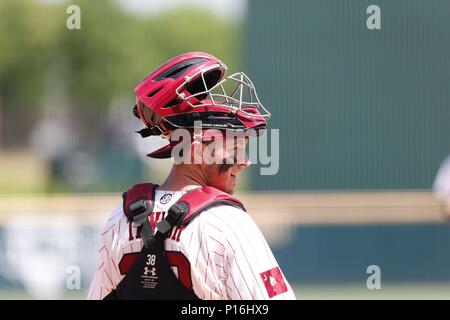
[433,155,450,219]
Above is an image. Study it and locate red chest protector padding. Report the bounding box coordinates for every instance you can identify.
[123,183,245,227]
[104,183,246,300]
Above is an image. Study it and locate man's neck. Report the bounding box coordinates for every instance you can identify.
[159,165,207,192]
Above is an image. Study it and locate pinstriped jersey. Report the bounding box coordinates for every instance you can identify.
[87,189,296,300]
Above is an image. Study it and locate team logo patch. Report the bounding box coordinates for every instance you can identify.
[260,266,287,298]
[159,193,172,204]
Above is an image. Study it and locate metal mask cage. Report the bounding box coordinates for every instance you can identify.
[175,66,271,119]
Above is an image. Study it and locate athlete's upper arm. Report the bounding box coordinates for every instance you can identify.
[204,205,296,300]
[87,207,122,300]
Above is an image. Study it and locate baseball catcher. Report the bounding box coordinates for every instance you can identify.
[88,52,296,300]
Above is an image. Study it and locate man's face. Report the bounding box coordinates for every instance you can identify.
[202,137,250,195]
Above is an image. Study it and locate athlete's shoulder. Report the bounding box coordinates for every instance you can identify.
[103,205,126,230]
[197,202,251,224]
[192,203,264,244]
[98,204,129,248]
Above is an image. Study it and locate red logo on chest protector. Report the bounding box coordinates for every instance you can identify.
[260,266,287,298]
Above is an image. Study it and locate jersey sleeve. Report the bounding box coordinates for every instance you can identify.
[201,205,296,300]
[87,208,121,300]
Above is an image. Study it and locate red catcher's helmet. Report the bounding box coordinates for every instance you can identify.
[133,52,271,158]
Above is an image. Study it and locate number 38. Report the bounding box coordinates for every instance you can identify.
[146,254,156,266]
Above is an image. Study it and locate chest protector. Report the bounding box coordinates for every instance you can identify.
[103,183,245,300]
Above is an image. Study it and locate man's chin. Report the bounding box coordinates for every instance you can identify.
[216,185,235,195]
[226,186,237,195]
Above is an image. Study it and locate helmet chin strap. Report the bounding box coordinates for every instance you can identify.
[136,127,163,138]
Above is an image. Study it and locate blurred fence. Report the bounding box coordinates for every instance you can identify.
[0,191,448,299]
[247,0,450,191]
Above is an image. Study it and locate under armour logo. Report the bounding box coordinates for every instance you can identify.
[144,266,157,277]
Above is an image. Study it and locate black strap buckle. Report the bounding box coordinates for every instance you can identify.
[155,201,189,236]
[129,199,148,215]
[128,199,151,226]
[167,201,189,225]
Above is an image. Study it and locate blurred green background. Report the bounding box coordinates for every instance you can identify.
[0,0,241,194]
[1,0,450,299]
